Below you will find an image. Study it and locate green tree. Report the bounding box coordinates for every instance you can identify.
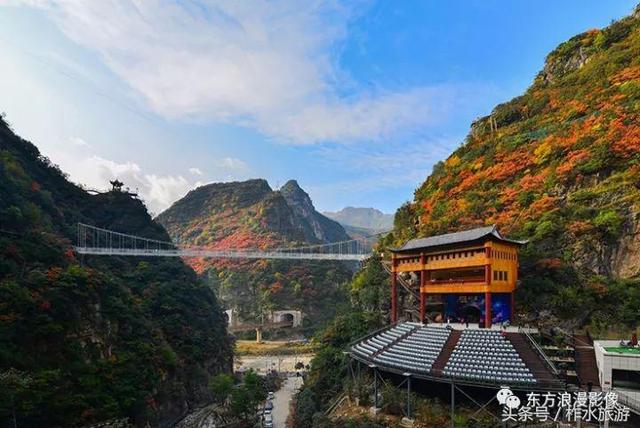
[209,373,234,405]
[0,369,33,428]
[229,370,266,425]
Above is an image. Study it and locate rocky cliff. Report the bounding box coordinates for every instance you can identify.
[280,180,349,243]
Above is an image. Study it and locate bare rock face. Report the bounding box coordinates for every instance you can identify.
[611,215,640,279]
[279,179,350,243]
[540,45,592,85]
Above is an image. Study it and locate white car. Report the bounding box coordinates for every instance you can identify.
[263,413,273,428]
[268,391,274,400]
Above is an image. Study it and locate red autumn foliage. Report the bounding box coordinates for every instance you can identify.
[63,248,76,261]
[556,150,590,176]
[611,65,640,84]
[46,267,63,282]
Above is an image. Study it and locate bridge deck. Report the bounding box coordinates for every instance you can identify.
[74,247,367,261]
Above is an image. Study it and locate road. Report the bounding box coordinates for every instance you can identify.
[271,375,303,427]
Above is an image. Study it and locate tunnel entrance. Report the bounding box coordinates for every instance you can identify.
[281,313,295,325]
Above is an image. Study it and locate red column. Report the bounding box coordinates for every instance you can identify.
[391,272,398,324]
[419,255,426,323]
[485,292,492,328]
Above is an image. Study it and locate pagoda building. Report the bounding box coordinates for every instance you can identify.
[389,225,526,328]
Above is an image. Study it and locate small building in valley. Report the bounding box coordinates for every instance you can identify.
[594,340,640,413]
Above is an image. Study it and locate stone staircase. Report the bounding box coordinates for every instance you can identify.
[574,335,601,390]
[507,333,565,389]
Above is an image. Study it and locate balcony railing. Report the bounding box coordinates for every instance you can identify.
[427,277,486,284]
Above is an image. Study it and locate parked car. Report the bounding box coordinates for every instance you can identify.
[268,391,274,400]
[264,400,273,411]
[263,413,273,428]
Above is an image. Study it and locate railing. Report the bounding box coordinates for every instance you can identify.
[520,327,559,376]
[382,261,419,300]
[75,223,383,261]
[427,277,486,284]
[325,394,349,416]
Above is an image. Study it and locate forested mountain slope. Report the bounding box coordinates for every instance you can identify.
[388,7,640,330]
[0,116,233,427]
[156,179,353,334]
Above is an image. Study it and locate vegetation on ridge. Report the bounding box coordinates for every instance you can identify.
[0,116,233,427]
[156,179,355,335]
[386,7,640,334]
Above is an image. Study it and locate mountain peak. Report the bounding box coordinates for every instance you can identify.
[281,179,302,190]
[278,179,349,243]
[280,179,312,207]
[157,177,349,257]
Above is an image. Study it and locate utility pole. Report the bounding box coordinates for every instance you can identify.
[451,381,455,428]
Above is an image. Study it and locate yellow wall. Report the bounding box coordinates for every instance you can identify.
[485,241,518,290]
[393,239,519,294]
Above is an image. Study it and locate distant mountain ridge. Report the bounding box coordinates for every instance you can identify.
[323,207,393,231]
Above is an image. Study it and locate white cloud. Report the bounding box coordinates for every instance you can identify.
[310,136,457,192]
[216,157,250,177]
[70,136,89,147]
[19,0,452,144]
[189,167,203,176]
[75,155,191,214]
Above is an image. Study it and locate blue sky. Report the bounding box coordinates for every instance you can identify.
[0,1,636,215]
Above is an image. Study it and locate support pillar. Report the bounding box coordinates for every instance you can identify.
[510,292,515,323]
[419,264,426,323]
[255,328,262,343]
[450,381,455,428]
[484,292,492,329]
[406,375,412,418]
[391,255,398,324]
[391,273,398,324]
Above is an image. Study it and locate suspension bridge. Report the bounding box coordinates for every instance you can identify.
[74,223,384,261]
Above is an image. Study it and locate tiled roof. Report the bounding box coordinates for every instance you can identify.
[392,225,527,252]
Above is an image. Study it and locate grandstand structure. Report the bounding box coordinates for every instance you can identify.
[350,227,568,393]
[346,226,640,424]
[349,322,565,392]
